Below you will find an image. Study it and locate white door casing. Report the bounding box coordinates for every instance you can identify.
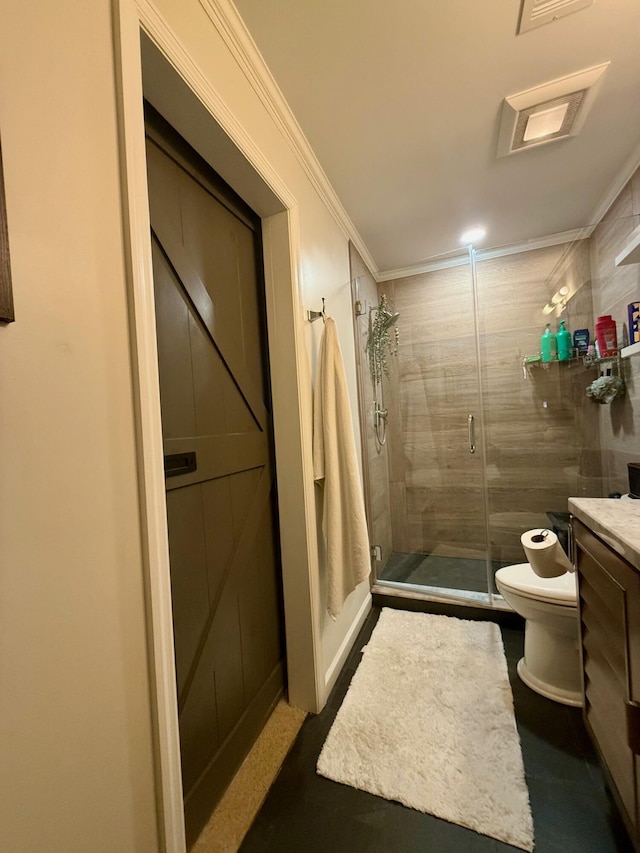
[112,1,324,849]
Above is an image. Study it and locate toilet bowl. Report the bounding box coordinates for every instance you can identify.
[495,563,582,707]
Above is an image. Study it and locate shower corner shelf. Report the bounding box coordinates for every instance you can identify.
[522,350,624,376]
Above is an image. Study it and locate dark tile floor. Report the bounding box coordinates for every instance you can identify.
[380,552,507,595]
[240,607,631,853]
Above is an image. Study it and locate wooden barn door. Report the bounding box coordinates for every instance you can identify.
[144,104,285,845]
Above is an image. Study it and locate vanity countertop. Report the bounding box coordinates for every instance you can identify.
[568,497,640,571]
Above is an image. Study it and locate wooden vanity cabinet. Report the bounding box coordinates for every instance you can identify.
[573,518,640,851]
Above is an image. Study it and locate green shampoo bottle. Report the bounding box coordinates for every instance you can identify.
[557,320,572,361]
[541,323,557,362]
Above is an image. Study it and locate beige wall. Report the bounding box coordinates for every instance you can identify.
[0,1,371,850]
[0,2,159,851]
[589,167,640,494]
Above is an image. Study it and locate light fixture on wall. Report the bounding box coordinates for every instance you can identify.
[543,286,571,315]
[460,225,486,246]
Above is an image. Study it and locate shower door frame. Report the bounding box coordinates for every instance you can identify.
[354,249,509,611]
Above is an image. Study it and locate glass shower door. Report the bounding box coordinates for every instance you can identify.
[378,258,491,601]
[474,240,598,594]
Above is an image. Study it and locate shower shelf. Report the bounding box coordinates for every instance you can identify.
[523,343,639,372]
[522,351,622,377]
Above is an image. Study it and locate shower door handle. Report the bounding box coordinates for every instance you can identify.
[468,414,476,454]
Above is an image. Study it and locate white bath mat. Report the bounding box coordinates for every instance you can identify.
[317,609,534,851]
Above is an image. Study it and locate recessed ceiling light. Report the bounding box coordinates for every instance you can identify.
[523,103,570,142]
[460,226,486,245]
[497,62,610,158]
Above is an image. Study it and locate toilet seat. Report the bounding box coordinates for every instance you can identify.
[495,562,577,607]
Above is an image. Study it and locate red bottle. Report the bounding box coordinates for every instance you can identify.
[595,315,618,357]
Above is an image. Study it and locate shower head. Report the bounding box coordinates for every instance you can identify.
[380,309,400,329]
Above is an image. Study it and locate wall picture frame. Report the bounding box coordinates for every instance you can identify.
[0,134,15,323]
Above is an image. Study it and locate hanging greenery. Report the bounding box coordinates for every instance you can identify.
[366,294,399,387]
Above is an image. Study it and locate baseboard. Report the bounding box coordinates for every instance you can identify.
[322,594,372,704]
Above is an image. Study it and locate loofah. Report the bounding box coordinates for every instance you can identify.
[586,374,625,404]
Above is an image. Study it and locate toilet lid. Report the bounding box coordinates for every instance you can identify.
[495,562,577,605]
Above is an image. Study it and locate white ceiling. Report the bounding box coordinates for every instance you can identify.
[232,0,640,275]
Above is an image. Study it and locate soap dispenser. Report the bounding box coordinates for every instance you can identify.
[541,323,557,362]
[557,320,572,361]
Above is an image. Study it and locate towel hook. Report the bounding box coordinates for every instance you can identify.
[307,297,326,323]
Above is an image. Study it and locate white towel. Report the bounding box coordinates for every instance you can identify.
[313,317,371,619]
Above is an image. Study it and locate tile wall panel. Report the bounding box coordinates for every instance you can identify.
[589,167,640,496]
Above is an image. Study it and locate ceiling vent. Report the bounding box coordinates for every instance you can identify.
[496,62,609,157]
[518,0,594,34]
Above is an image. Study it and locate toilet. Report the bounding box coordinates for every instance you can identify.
[495,563,583,707]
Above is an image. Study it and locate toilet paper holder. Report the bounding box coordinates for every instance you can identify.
[531,529,550,544]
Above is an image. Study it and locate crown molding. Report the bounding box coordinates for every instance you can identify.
[588,139,640,227]
[183,0,639,286]
[376,253,470,281]
[377,227,591,281]
[137,0,301,217]
[197,0,379,276]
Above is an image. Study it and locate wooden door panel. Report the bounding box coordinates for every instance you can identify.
[165,485,211,694]
[201,477,235,608]
[210,586,245,742]
[175,467,272,707]
[146,105,284,845]
[155,233,262,442]
[147,166,268,433]
[180,174,245,330]
[163,434,267,491]
[188,311,254,436]
[188,311,229,437]
[182,181,267,397]
[178,654,219,794]
[153,243,197,440]
[230,467,262,538]
[238,563,268,700]
[145,140,184,247]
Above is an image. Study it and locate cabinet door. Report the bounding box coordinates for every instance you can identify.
[574,519,640,848]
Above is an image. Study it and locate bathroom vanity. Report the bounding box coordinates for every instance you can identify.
[569,498,640,852]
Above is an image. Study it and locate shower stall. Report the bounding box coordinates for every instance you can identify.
[350,228,613,610]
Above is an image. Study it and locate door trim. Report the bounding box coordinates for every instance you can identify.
[113,2,323,850]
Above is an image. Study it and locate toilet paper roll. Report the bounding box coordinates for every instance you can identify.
[521,528,574,578]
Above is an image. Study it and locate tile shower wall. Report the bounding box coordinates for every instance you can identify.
[589,167,640,495]
[349,244,393,568]
[383,242,603,565]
